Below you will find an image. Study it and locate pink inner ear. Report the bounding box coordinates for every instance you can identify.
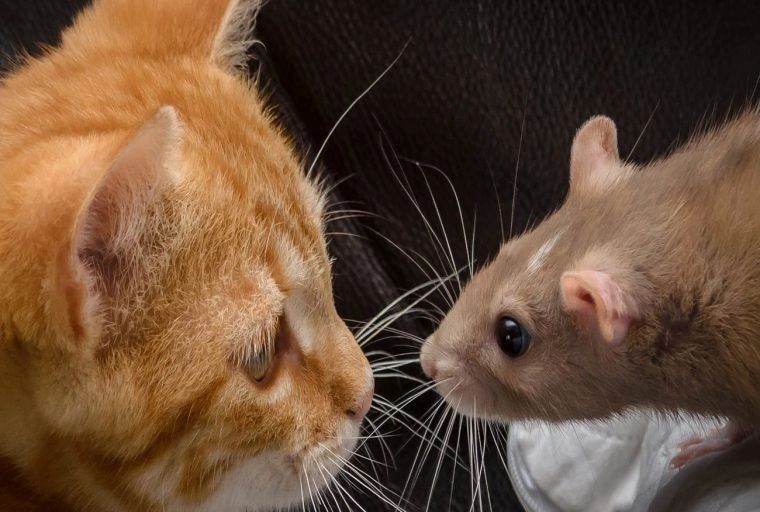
[60,107,181,341]
[560,270,632,345]
[569,116,620,191]
[74,107,180,256]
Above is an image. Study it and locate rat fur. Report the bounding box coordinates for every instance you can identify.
[421,111,760,436]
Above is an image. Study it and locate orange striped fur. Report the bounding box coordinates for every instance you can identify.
[0,1,373,510]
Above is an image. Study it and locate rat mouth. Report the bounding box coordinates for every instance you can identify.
[434,367,501,420]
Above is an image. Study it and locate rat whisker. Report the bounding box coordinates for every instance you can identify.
[368,227,461,308]
[402,381,464,499]
[354,273,457,346]
[378,132,460,303]
[626,101,660,162]
[412,163,463,292]
[487,164,506,243]
[424,403,459,512]
[407,159,476,286]
[509,107,527,240]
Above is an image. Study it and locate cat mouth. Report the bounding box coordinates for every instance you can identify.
[288,429,359,477]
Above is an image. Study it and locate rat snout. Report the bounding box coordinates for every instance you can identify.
[420,335,438,380]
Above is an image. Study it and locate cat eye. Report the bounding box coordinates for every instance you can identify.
[245,348,274,382]
[497,317,531,358]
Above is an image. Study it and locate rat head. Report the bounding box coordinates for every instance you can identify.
[421,116,653,423]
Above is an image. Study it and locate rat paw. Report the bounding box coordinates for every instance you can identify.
[670,423,751,469]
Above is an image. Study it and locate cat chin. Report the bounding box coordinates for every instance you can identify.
[174,420,362,512]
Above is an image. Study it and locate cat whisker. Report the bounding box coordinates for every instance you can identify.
[319,174,358,206]
[306,40,410,178]
[316,461,343,512]
[323,207,380,224]
[299,467,306,512]
[361,415,394,469]
[323,460,367,512]
[302,464,317,511]
[322,197,362,211]
[324,213,375,224]
[321,445,406,512]
[362,434,391,483]
[324,231,369,240]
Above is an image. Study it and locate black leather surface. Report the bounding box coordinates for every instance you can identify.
[2,1,760,511]
[255,2,760,510]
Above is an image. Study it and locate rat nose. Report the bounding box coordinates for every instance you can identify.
[346,378,374,423]
[420,335,438,380]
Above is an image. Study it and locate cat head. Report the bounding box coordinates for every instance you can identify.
[0,1,373,510]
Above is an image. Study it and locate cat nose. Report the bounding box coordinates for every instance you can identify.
[346,377,374,423]
[420,335,438,380]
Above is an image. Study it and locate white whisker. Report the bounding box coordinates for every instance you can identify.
[307,41,410,177]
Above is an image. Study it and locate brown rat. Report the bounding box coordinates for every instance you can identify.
[420,111,760,463]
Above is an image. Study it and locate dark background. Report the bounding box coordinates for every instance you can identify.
[2,1,759,510]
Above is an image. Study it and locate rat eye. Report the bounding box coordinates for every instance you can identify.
[497,317,531,358]
[245,347,274,382]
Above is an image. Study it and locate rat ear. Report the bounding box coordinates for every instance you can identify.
[569,116,622,193]
[560,269,637,345]
[54,107,182,341]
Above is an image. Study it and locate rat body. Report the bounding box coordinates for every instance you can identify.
[421,112,760,457]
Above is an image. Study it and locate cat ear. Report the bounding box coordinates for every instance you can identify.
[211,0,262,72]
[57,107,182,341]
[71,0,260,74]
[569,116,622,193]
[560,269,637,345]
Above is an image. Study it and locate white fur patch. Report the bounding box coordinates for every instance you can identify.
[134,420,360,511]
[527,231,563,274]
[191,451,305,511]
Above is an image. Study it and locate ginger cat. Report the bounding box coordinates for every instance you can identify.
[0,0,374,510]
